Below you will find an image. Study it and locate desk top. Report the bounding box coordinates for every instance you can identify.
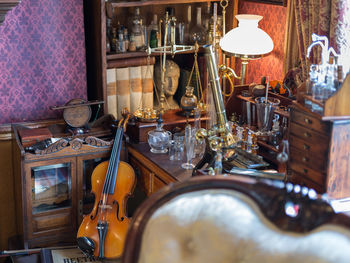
[128,142,196,183]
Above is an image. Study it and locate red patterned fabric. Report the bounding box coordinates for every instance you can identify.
[0,0,87,124]
[295,0,350,80]
[236,2,287,85]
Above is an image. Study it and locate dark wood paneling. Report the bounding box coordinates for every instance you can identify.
[0,139,17,250]
[0,0,20,25]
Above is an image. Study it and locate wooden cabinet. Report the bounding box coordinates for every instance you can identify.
[127,142,193,196]
[287,104,350,199]
[12,124,113,248]
[84,0,237,114]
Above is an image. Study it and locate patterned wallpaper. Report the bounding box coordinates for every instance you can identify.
[0,0,87,124]
[236,1,287,84]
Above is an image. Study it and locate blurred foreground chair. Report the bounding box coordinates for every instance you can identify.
[122,175,350,263]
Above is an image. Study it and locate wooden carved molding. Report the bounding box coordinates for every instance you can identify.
[35,138,69,155]
[0,0,20,25]
[35,136,113,155]
[85,136,113,148]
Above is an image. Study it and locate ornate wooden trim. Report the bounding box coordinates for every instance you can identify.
[0,0,20,25]
[34,136,113,156]
[35,138,69,155]
[85,136,113,147]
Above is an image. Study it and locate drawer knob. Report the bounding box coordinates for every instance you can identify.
[303,144,310,150]
[304,132,311,138]
[302,157,309,162]
[304,118,312,124]
[303,168,308,174]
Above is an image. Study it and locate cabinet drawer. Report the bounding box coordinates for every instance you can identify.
[291,108,330,134]
[289,160,325,186]
[289,135,329,158]
[129,156,152,196]
[32,211,72,234]
[153,175,167,193]
[290,121,329,145]
[287,172,324,193]
[290,146,327,172]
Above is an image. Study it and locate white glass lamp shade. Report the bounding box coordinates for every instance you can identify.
[220,14,274,58]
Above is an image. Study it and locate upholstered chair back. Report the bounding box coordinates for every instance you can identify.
[122,176,350,263]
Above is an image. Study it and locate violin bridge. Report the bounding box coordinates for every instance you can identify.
[99,204,112,210]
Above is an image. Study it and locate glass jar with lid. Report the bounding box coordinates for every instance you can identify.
[147,114,172,153]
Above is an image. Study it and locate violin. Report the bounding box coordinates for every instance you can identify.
[77,111,136,259]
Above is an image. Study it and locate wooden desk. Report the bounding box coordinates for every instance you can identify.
[127,143,194,196]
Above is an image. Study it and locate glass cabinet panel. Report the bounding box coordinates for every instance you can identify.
[31,163,72,214]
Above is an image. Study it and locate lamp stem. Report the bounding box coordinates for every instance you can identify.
[240,58,249,85]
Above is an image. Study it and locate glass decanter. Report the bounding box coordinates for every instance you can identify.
[147,114,172,154]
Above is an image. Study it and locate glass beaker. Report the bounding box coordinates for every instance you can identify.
[255,97,279,133]
[181,125,195,169]
[173,132,184,161]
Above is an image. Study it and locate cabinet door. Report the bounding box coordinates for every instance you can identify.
[25,157,77,240]
[77,153,110,223]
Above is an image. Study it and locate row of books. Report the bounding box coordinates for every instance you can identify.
[107,64,154,120]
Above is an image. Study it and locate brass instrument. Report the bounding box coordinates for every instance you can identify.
[193,45,238,174]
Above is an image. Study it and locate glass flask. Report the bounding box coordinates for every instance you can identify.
[180,86,197,113]
[147,114,172,153]
[190,7,206,45]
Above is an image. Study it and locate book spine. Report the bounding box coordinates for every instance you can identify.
[129,66,142,114]
[116,68,130,119]
[141,65,154,110]
[107,68,118,119]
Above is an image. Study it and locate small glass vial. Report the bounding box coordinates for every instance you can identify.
[305,64,318,109]
[118,27,125,52]
[168,140,175,160]
[123,28,129,51]
[111,27,117,53]
[236,126,244,148]
[214,151,222,175]
[246,130,253,153]
[184,5,191,44]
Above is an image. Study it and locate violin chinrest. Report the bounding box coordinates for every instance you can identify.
[77,236,96,258]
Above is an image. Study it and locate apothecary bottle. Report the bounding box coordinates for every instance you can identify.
[164,7,177,45]
[190,7,206,45]
[130,7,145,50]
[180,86,198,112]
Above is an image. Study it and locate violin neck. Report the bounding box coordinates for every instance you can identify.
[103,126,124,195]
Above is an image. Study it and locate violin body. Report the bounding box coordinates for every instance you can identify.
[77,159,136,259]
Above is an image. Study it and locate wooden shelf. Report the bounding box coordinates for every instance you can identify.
[111,0,218,8]
[106,47,205,61]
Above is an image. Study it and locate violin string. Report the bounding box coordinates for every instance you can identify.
[102,127,121,195]
[107,129,124,194]
[99,127,121,221]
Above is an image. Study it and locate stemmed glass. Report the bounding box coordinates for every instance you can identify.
[181,125,195,169]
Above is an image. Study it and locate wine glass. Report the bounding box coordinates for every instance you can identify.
[181,125,195,169]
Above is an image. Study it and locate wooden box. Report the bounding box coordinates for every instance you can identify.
[126,109,209,143]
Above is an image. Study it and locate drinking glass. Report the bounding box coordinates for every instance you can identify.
[181,125,195,169]
[173,132,184,161]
